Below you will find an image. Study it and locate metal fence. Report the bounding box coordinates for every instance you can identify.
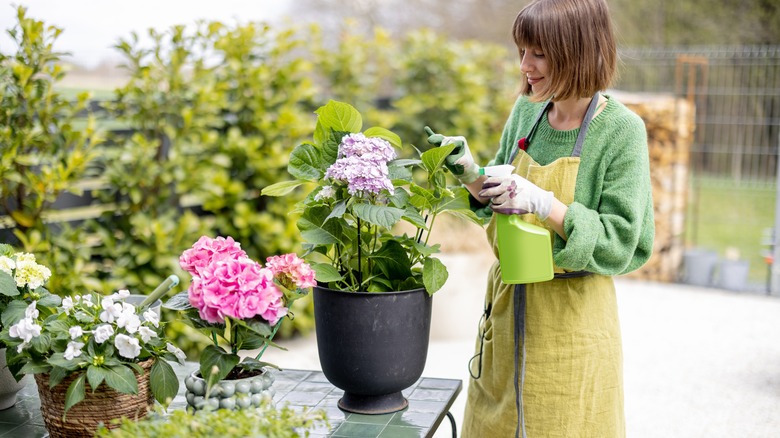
[616,45,780,186]
[614,46,780,291]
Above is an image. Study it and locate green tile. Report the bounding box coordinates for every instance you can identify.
[407,388,451,402]
[279,390,327,406]
[407,400,447,413]
[377,425,427,438]
[418,378,461,391]
[332,421,386,437]
[390,411,436,428]
[0,422,48,438]
[345,412,393,425]
[0,404,39,425]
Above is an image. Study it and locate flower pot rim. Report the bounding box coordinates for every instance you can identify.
[188,367,269,381]
[314,284,428,296]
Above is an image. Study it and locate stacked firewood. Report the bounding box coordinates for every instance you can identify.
[616,91,695,282]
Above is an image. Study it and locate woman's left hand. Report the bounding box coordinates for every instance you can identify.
[479,174,554,220]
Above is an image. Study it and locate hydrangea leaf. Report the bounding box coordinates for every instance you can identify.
[364,126,402,149]
[288,143,324,181]
[422,257,448,295]
[314,100,362,146]
[0,272,19,297]
[352,203,404,229]
[370,240,412,280]
[421,143,456,173]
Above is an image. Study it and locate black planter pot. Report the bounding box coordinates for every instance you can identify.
[313,285,432,415]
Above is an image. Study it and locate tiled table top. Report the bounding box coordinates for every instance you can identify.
[0,364,462,438]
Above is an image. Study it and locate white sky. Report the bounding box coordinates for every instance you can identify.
[0,1,294,67]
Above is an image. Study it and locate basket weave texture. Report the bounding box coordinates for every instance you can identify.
[35,358,156,438]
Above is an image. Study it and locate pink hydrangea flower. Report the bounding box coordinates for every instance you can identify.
[183,237,289,326]
[266,253,317,290]
[179,236,247,276]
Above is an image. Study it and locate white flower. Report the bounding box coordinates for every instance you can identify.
[0,256,15,275]
[116,305,141,334]
[64,341,85,360]
[24,301,39,319]
[76,295,95,307]
[137,326,157,343]
[62,296,75,312]
[9,317,42,351]
[143,309,160,327]
[166,342,187,365]
[93,324,114,344]
[114,334,141,359]
[112,289,131,300]
[13,259,51,290]
[14,252,35,262]
[69,326,84,340]
[314,185,335,201]
[101,296,115,309]
[99,302,122,323]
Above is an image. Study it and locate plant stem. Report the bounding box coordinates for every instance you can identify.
[255,322,283,360]
[357,216,362,286]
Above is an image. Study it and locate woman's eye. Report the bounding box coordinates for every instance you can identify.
[534,52,545,58]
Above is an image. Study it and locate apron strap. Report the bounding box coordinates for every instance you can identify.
[571,92,601,158]
[514,284,528,438]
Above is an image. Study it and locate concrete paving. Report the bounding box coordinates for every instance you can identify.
[262,252,780,438]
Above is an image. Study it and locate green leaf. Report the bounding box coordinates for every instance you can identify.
[364,126,402,149]
[19,360,51,375]
[86,365,109,392]
[314,101,362,145]
[312,262,342,282]
[161,291,192,311]
[150,359,178,406]
[0,244,13,257]
[0,272,18,297]
[325,199,348,222]
[298,206,342,246]
[47,352,80,371]
[421,143,456,173]
[321,130,349,165]
[64,373,86,415]
[433,186,472,213]
[238,357,279,372]
[389,187,410,209]
[402,207,429,230]
[409,184,436,211]
[371,240,412,280]
[200,344,240,387]
[352,203,404,229]
[48,366,68,389]
[105,365,139,395]
[1,300,28,327]
[288,143,324,181]
[37,292,61,308]
[423,257,449,294]
[261,180,304,197]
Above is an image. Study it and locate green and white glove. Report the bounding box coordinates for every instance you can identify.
[424,126,481,184]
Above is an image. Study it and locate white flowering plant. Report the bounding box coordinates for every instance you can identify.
[0,244,60,352]
[0,276,184,414]
[262,101,481,293]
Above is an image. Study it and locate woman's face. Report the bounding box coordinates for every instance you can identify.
[519,46,549,94]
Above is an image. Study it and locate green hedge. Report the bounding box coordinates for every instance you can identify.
[1,9,518,352]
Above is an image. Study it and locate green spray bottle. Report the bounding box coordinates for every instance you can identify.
[481,165,554,284]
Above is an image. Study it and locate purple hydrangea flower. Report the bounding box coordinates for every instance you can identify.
[325,156,394,195]
[339,133,397,162]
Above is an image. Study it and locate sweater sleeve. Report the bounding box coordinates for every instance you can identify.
[553,113,655,275]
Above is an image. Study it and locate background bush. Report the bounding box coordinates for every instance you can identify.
[1,9,518,353]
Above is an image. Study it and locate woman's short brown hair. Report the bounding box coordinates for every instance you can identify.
[512,0,617,102]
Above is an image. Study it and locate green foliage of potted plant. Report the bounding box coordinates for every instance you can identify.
[262,100,481,293]
[262,100,481,414]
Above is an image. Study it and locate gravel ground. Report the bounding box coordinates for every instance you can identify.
[262,252,780,438]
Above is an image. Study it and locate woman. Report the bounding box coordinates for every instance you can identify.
[426,0,654,436]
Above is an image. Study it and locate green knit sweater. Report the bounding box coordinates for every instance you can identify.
[477,94,655,275]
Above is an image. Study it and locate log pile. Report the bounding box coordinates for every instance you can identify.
[616,91,695,282]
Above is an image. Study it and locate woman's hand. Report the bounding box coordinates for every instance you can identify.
[424,126,480,184]
[479,174,554,220]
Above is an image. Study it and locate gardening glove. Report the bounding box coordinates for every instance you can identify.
[478,174,554,220]
[424,126,480,184]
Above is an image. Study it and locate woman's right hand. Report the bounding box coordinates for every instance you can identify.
[424,126,480,183]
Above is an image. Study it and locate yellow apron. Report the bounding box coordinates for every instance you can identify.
[462,95,625,437]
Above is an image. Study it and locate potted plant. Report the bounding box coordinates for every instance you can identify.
[0,276,183,438]
[262,100,480,414]
[164,235,315,411]
[0,244,60,409]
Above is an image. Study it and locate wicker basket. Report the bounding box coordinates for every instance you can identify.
[35,359,156,438]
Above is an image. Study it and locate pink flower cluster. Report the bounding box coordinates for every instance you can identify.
[265,253,317,291]
[179,236,288,325]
